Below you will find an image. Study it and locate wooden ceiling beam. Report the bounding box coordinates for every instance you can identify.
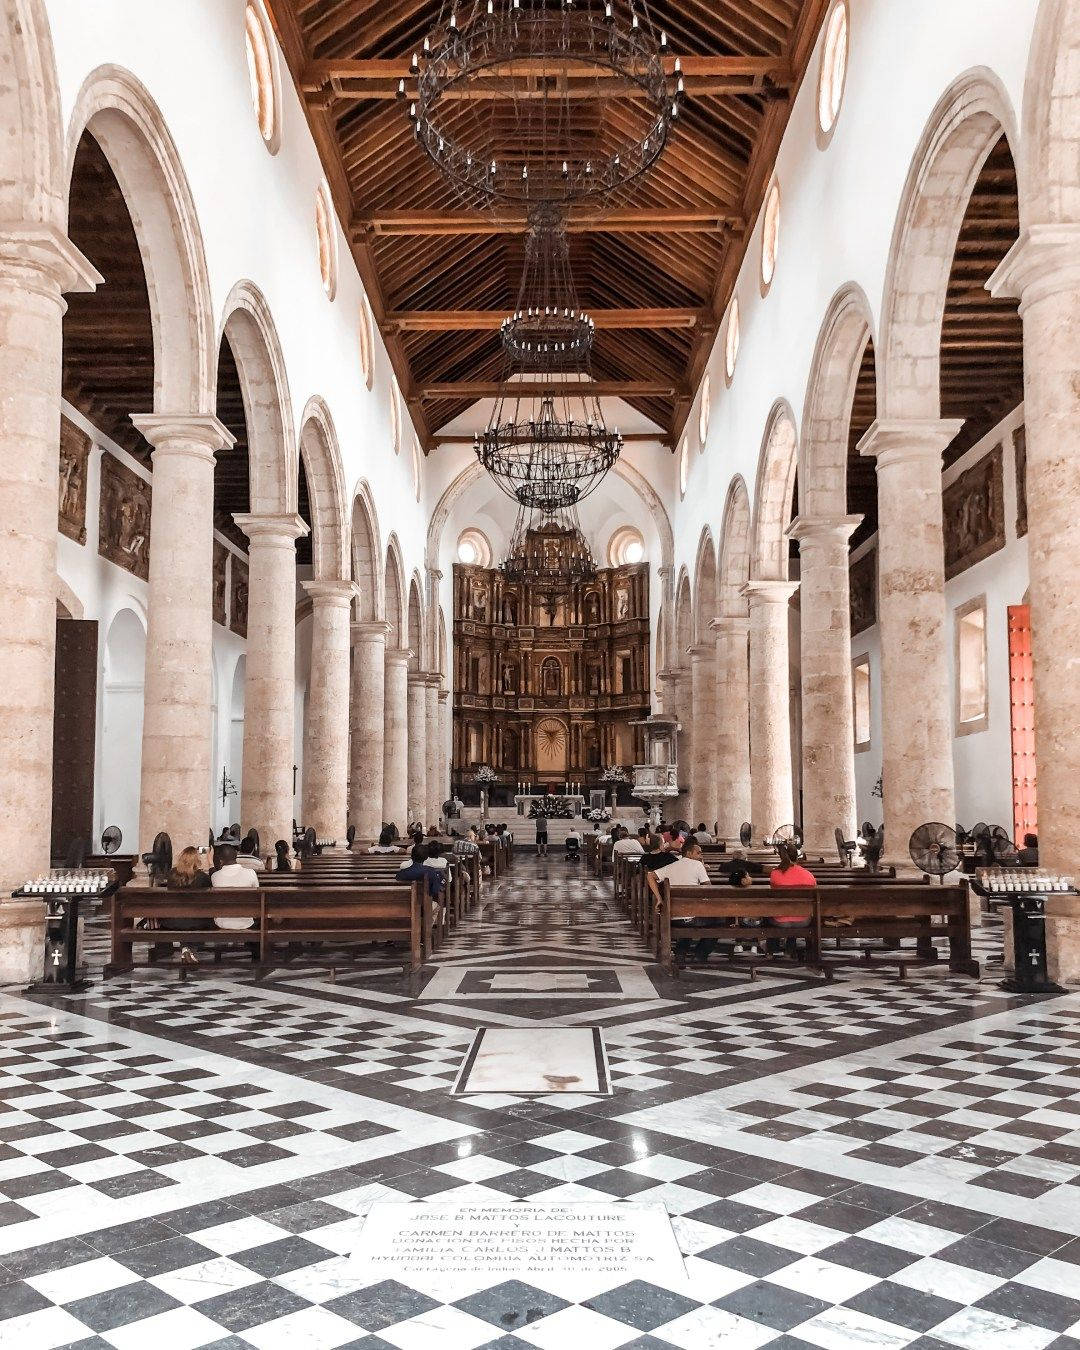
[358,208,742,236]
[419,379,683,401]
[392,307,703,332]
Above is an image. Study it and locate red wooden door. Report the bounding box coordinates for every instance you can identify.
[1007,605,1037,843]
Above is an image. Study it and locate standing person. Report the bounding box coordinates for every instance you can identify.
[535,812,548,856]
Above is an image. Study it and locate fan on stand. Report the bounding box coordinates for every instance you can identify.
[861,823,884,871]
[141,831,172,887]
[989,824,1020,865]
[739,822,753,849]
[835,826,857,867]
[100,825,122,856]
[908,822,960,883]
[770,824,803,853]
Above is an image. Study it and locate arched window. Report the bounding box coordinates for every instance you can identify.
[359,297,374,389]
[761,180,781,294]
[818,0,850,140]
[244,2,280,152]
[390,379,401,454]
[457,528,492,568]
[315,183,337,298]
[724,296,741,385]
[679,436,689,498]
[608,525,645,567]
[412,435,422,501]
[698,372,711,448]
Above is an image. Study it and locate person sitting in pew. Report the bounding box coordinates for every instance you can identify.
[1018,832,1039,866]
[211,843,258,932]
[396,843,445,898]
[369,825,404,854]
[612,825,645,856]
[768,841,816,955]
[151,844,212,964]
[651,837,713,963]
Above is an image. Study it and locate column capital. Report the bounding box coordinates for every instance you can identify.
[131,413,236,461]
[438,688,450,704]
[407,668,428,687]
[710,614,751,638]
[857,418,963,469]
[0,221,101,293]
[351,620,390,642]
[688,643,715,662]
[425,566,444,582]
[233,512,309,546]
[988,224,1080,311]
[302,578,358,609]
[742,579,799,605]
[385,647,413,668]
[786,514,862,546]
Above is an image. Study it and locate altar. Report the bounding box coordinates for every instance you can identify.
[515,793,586,818]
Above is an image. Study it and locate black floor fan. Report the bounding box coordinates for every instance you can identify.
[909,822,960,882]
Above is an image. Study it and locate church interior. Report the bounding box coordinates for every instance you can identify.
[2,1,1080,1346]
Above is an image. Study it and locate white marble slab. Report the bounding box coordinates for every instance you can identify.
[349,1201,687,1302]
[453,1027,610,1095]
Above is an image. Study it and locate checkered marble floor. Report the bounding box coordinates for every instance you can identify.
[1,854,1078,1349]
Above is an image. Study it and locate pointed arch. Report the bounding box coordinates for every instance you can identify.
[298,396,348,581]
[406,572,425,672]
[1022,0,1080,225]
[350,479,383,623]
[878,69,1021,420]
[751,401,799,581]
[219,280,294,516]
[0,0,65,225]
[800,284,876,518]
[719,476,752,618]
[674,569,693,669]
[692,527,718,645]
[65,65,215,414]
[384,535,406,650]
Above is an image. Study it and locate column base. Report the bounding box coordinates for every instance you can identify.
[0,899,46,984]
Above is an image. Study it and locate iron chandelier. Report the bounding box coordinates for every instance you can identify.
[501,503,596,588]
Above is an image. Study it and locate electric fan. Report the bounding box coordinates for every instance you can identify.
[100,825,122,856]
[771,824,802,851]
[346,824,356,847]
[142,831,172,886]
[908,822,960,882]
[989,824,1020,864]
[739,822,752,848]
[835,826,857,866]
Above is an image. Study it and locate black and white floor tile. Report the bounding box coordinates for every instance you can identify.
[1,856,1078,1348]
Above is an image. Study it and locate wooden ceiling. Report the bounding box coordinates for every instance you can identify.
[264,0,833,449]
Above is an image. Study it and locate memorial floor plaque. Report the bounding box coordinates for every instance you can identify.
[350,1201,688,1301]
[452,1026,610,1094]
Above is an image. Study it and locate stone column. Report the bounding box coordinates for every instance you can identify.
[745,581,799,840]
[858,422,960,866]
[689,644,717,827]
[233,513,307,852]
[383,648,411,830]
[406,670,428,825]
[991,226,1080,981]
[712,615,751,843]
[132,413,235,853]
[349,620,389,842]
[424,673,442,826]
[300,580,356,842]
[788,516,861,857]
[0,226,98,978]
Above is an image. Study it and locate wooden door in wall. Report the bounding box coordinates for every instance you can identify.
[51,618,98,857]
[1007,605,1037,843]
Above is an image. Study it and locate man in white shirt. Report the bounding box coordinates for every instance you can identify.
[654,837,710,887]
[693,822,716,845]
[612,826,645,856]
[211,844,258,930]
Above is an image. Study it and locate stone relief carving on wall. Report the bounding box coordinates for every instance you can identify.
[943,445,1005,580]
[213,540,228,627]
[98,452,150,581]
[58,416,91,546]
[1014,424,1027,539]
[849,548,876,636]
[230,556,249,638]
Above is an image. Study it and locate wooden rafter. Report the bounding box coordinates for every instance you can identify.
[391,308,703,332]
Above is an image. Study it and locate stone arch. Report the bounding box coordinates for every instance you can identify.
[65,65,215,414]
[800,284,876,517]
[350,480,383,623]
[751,401,799,581]
[719,476,752,617]
[1022,0,1080,225]
[297,396,348,581]
[55,574,84,620]
[692,527,718,645]
[384,535,406,650]
[219,280,294,516]
[0,0,65,225]
[878,69,1021,420]
[406,573,425,672]
[674,569,693,668]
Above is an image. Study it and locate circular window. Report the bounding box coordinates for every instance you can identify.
[761,181,780,293]
[678,437,689,498]
[818,1,850,139]
[698,373,711,450]
[390,380,401,454]
[457,528,492,568]
[315,183,337,299]
[724,297,741,385]
[244,2,280,151]
[608,526,645,567]
[412,436,422,502]
[359,298,374,389]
